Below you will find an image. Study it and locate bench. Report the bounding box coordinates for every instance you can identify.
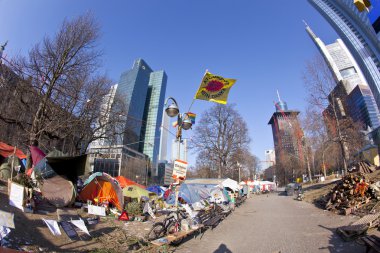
[362,235,380,253]
[215,203,231,218]
[235,196,245,207]
[197,208,222,229]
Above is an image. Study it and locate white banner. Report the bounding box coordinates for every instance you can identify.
[71,219,90,236]
[88,205,106,216]
[9,182,24,211]
[42,219,61,236]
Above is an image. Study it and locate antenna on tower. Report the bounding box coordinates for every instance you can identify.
[277,89,282,103]
[302,20,308,27]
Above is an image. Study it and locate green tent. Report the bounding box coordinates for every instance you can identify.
[122,185,156,202]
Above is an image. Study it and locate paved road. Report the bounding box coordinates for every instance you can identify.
[176,193,366,253]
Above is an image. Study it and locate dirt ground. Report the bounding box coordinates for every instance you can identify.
[0,181,172,253]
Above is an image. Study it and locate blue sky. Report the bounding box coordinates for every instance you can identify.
[0,0,339,168]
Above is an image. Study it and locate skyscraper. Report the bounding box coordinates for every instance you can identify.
[171,139,188,162]
[348,84,380,129]
[268,99,304,166]
[305,24,380,129]
[159,112,170,161]
[114,59,167,164]
[308,0,380,110]
[305,24,366,93]
[141,70,168,165]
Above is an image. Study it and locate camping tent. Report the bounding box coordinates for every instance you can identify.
[146,185,165,196]
[79,172,124,211]
[122,185,156,201]
[115,176,146,189]
[0,142,27,159]
[165,183,213,204]
[221,178,240,191]
[40,175,76,207]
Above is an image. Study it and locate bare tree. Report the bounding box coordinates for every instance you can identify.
[302,55,365,174]
[0,14,127,157]
[190,104,251,179]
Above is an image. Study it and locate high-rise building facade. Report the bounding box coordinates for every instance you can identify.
[348,84,380,128]
[141,71,168,165]
[171,139,188,162]
[264,149,276,169]
[308,0,380,110]
[306,24,380,130]
[306,24,366,93]
[159,112,170,161]
[115,59,167,165]
[268,100,304,166]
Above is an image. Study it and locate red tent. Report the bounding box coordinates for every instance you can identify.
[0,142,27,159]
[115,176,146,189]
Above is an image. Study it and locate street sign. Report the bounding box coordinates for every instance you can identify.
[172,159,188,182]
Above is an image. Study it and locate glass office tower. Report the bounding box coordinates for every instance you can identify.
[141,70,168,166]
[115,59,167,165]
[308,0,380,110]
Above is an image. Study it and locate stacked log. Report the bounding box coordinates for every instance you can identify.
[325,173,377,215]
[349,161,376,174]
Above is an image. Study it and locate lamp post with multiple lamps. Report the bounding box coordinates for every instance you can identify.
[164,97,192,207]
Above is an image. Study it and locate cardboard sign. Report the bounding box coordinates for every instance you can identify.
[0,210,15,229]
[9,182,24,211]
[88,205,106,216]
[172,159,188,181]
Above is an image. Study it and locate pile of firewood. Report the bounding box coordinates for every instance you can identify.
[325,173,377,215]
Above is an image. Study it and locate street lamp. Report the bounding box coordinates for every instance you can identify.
[164,97,192,208]
[164,97,192,159]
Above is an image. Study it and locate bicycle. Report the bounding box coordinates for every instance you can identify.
[146,208,188,243]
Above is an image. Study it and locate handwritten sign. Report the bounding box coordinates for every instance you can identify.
[9,182,24,211]
[172,159,188,182]
[88,204,106,216]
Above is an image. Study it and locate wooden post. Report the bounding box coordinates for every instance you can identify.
[10,146,16,182]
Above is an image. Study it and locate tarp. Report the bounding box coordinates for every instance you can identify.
[80,172,123,211]
[122,185,156,201]
[221,178,240,191]
[30,146,46,167]
[34,151,86,182]
[41,175,76,207]
[115,176,146,189]
[165,183,212,204]
[146,185,165,196]
[0,142,27,159]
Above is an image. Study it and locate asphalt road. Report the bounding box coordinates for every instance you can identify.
[176,193,366,253]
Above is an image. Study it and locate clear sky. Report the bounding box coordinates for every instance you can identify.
[0,0,340,168]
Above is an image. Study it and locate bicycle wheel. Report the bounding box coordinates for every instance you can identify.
[146,222,166,241]
[166,221,184,246]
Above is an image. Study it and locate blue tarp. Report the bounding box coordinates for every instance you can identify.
[165,183,213,204]
[147,185,165,196]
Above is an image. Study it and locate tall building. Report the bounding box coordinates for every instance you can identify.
[115,59,167,164]
[348,84,380,128]
[268,100,304,166]
[306,24,380,129]
[90,84,118,147]
[306,24,366,93]
[141,71,168,165]
[159,112,170,161]
[264,149,276,169]
[308,0,380,110]
[171,139,188,162]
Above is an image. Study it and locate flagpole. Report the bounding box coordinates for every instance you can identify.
[187,69,209,113]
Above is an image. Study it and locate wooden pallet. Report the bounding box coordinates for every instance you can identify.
[337,213,380,241]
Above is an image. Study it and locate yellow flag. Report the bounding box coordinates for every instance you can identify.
[194,72,236,104]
